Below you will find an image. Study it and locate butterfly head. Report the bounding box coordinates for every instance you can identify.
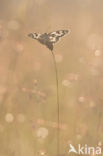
[28,33,41,39]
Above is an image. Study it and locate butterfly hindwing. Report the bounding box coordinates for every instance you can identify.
[46,42,53,51]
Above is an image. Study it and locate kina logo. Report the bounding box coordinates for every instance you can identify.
[68,144,102,155]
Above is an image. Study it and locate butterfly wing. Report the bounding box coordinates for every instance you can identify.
[28,32,53,51]
[28,33,42,40]
[48,30,69,44]
[45,42,53,51]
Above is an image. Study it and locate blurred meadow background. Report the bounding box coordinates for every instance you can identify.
[0,0,103,155]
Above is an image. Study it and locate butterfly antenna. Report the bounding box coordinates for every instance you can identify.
[51,50,60,156]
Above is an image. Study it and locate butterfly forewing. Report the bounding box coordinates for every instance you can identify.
[48,30,69,43]
[28,33,42,40]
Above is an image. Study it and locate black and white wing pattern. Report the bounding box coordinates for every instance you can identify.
[28,30,69,51]
[48,30,69,44]
[28,32,42,40]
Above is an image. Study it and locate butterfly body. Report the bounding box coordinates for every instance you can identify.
[28,30,69,51]
[38,33,51,45]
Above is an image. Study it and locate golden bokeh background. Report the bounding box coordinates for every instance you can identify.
[0,0,103,156]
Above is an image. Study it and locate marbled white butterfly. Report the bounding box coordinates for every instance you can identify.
[28,30,69,51]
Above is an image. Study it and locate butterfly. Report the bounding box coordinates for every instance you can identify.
[28,30,69,51]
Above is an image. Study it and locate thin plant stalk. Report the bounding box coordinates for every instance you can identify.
[51,50,60,156]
